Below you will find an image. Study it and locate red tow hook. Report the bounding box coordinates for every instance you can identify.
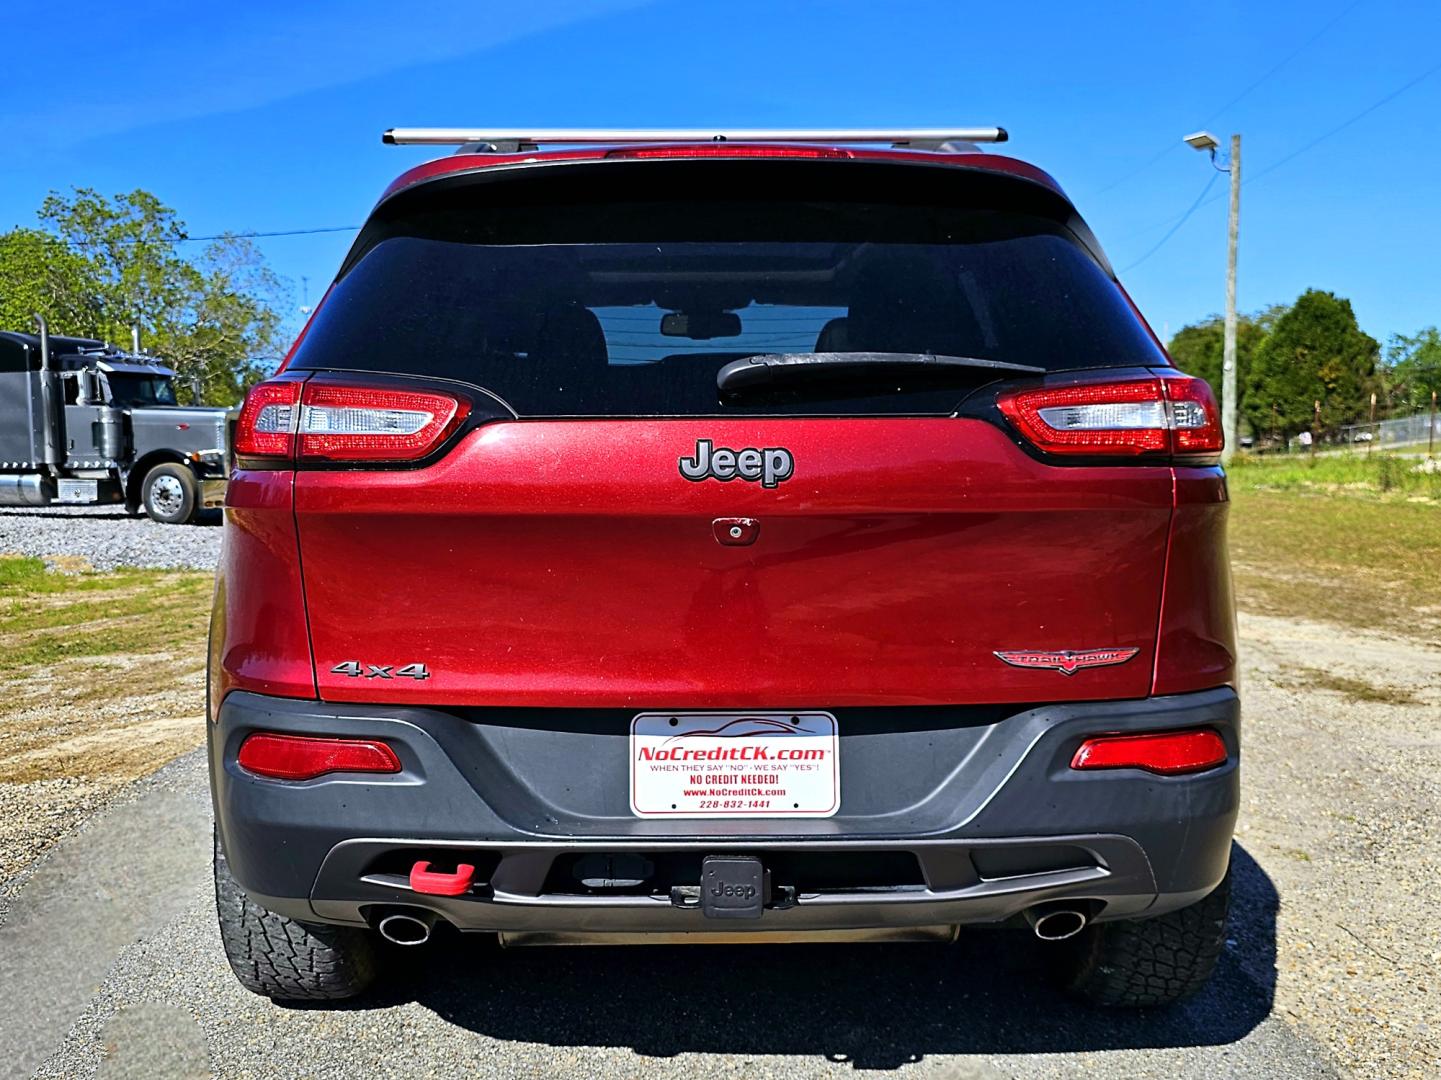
[409,860,475,896]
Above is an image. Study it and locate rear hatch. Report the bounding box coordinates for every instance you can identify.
[277,158,1184,708]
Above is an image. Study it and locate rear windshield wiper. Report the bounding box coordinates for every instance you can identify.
[717,351,1044,394]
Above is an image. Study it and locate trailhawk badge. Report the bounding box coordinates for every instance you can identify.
[679,439,793,488]
[994,647,1140,675]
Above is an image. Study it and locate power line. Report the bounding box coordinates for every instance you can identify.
[1199,0,1366,125]
[1090,0,1365,196]
[69,225,360,248]
[1116,170,1221,274]
[1243,56,1441,187]
[1118,55,1441,273]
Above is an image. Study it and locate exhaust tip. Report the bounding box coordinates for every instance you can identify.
[376,910,437,946]
[1024,903,1089,942]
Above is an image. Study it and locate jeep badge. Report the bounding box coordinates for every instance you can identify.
[678,439,793,488]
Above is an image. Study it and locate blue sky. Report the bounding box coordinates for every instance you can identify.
[2,0,1438,348]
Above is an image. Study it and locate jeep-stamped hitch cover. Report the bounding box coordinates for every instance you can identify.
[700,855,766,919]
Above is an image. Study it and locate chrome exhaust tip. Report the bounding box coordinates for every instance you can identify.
[375,909,438,946]
[1024,903,1089,941]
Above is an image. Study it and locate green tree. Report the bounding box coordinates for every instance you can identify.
[1166,304,1286,422]
[1382,327,1441,413]
[0,228,104,336]
[1243,290,1379,440]
[1,188,288,405]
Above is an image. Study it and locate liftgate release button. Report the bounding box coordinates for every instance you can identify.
[700,855,766,919]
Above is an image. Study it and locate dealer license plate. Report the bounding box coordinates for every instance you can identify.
[629,711,839,818]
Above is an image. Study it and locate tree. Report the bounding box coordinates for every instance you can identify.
[1382,327,1441,413]
[1166,304,1286,425]
[0,228,104,336]
[0,188,288,405]
[1242,290,1379,440]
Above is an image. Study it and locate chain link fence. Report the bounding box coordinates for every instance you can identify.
[1336,410,1441,450]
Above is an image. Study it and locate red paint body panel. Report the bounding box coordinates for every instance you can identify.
[1152,468,1237,695]
[210,470,316,708]
[294,419,1173,708]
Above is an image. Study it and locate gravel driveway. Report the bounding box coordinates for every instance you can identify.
[0,506,222,571]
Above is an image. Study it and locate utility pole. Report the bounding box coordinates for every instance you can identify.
[1220,134,1241,466]
[1184,131,1241,464]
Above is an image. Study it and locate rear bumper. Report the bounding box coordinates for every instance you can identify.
[210,688,1239,935]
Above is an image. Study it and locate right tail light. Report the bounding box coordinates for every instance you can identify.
[998,375,1223,459]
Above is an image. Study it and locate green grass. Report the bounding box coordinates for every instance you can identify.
[0,555,160,593]
[1229,487,1441,641]
[0,556,212,671]
[1228,451,1441,500]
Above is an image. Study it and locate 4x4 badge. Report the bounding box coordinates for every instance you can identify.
[679,439,793,488]
[331,660,430,680]
[994,647,1139,675]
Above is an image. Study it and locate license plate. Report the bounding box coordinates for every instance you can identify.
[629,711,839,818]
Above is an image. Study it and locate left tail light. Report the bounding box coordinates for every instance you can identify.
[234,379,303,459]
[997,375,1223,459]
[235,379,471,465]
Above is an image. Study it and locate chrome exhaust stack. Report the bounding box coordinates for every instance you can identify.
[1024,902,1090,941]
[373,908,439,946]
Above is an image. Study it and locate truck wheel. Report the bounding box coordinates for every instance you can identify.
[214,831,379,1002]
[141,463,197,524]
[1050,868,1231,1007]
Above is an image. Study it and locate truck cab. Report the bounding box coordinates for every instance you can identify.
[0,324,232,523]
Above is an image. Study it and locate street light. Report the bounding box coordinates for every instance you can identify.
[1185,130,1241,465]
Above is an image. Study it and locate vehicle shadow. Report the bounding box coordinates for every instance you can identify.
[353,844,1277,1068]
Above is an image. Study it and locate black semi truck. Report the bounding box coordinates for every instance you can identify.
[0,318,232,524]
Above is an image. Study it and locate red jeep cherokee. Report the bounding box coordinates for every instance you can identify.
[209,128,1238,1006]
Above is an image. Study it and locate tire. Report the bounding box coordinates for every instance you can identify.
[214,831,379,1002]
[141,463,198,524]
[1052,869,1231,1008]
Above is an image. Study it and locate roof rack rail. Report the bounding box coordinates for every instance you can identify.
[381,127,1008,153]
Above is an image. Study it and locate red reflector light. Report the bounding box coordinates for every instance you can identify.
[236,733,401,781]
[606,144,853,160]
[1071,729,1228,776]
[997,375,1223,458]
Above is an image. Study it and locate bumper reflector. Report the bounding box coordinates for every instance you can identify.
[1070,729,1228,776]
[237,732,401,781]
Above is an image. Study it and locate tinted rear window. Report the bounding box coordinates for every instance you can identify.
[292,186,1163,416]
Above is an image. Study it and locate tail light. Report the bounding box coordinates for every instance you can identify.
[1071,729,1228,776]
[998,375,1223,458]
[235,379,471,465]
[234,380,303,458]
[237,732,401,781]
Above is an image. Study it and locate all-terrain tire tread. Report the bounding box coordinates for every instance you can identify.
[213,833,377,1001]
[1059,869,1231,1008]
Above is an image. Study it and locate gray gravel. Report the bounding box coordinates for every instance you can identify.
[11,752,1340,1080]
[0,505,222,571]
